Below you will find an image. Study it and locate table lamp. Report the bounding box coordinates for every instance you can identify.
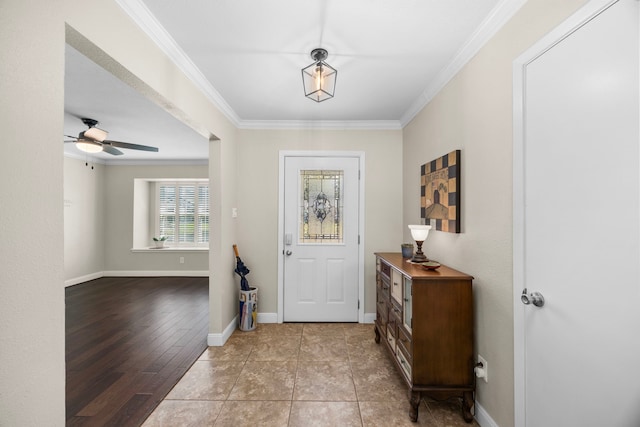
[408,224,431,263]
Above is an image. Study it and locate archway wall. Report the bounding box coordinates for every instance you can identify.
[63,0,240,338]
[1,2,239,423]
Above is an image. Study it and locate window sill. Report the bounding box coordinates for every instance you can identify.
[131,247,209,253]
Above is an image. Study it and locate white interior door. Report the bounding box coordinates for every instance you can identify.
[514,1,640,426]
[282,155,360,322]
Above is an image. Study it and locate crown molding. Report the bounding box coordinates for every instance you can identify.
[400,0,528,127]
[115,0,241,127]
[238,119,402,131]
[118,0,526,131]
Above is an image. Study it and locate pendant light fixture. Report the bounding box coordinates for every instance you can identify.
[301,48,337,102]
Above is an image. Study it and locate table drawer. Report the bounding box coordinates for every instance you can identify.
[396,346,412,380]
[397,326,413,365]
[377,275,390,300]
[386,329,397,352]
[391,268,403,304]
[380,260,391,279]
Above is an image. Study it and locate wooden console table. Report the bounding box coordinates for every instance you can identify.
[374,252,475,423]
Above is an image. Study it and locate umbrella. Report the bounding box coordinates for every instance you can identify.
[233,244,251,291]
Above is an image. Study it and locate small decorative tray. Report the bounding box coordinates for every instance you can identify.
[420,261,441,270]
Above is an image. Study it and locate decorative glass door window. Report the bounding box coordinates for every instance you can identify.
[300,169,343,244]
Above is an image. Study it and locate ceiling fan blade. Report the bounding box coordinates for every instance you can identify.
[104,140,159,152]
[102,145,124,156]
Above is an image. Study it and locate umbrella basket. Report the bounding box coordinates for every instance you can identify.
[238,287,258,331]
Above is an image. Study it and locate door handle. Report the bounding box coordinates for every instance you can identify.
[286,250,292,256]
[521,288,545,307]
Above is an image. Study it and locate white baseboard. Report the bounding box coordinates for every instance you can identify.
[208,315,238,347]
[258,312,278,323]
[103,270,208,277]
[475,402,498,427]
[363,312,376,323]
[66,270,208,287]
[65,272,104,287]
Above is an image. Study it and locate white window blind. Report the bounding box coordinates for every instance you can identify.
[158,181,209,247]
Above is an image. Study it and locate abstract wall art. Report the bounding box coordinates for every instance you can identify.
[421,150,461,233]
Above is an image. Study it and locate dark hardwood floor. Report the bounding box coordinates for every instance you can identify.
[66,276,209,427]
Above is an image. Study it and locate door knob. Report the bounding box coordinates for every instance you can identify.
[521,288,545,307]
[285,250,292,256]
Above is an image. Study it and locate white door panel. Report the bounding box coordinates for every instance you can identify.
[283,156,359,322]
[515,1,640,425]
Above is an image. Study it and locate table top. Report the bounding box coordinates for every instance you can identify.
[375,252,473,280]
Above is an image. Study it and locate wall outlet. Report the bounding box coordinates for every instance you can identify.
[476,355,488,383]
[179,256,185,264]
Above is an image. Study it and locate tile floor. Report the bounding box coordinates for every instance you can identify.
[143,323,480,427]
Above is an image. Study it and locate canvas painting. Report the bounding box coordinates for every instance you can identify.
[421,150,461,233]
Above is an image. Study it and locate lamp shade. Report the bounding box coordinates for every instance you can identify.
[408,224,431,241]
[302,48,337,102]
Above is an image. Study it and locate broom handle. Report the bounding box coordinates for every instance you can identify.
[233,244,239,258]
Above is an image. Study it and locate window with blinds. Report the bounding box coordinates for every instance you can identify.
[158,181,209,247]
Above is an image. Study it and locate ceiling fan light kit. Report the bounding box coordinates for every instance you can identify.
[302,48,337,102]
[76,139,103,153]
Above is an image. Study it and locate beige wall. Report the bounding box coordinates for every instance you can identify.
[402,0,588,425]
[64,157,106,281]
[237,129,403,315]
[1,0,238,423]
[0,0,596,424]
[0,0,66,424]
[103,164,209,273]
[63,0,240,340]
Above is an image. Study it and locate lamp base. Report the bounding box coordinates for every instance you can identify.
[410,253,428,263]
[410,240,428,263]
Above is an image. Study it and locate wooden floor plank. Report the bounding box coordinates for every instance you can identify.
[66,276,208,426]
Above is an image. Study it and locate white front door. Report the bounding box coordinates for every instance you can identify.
[282,155,360,322]
[514,1,640,426]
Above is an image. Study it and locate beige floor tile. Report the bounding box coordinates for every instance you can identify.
[299,334,349,361]
[227,361,297,400]
[166,360,244,400]
[255,322,303,336]
[426,398,480,426]
[351,349,397,372]
[247,334,301,361]
[344,323,376,337]
[199,336,255,362]
[288,401,362,427]
[347,334,391,368]
[213,401,291,427]
[294,361,357,401]
[352,363,408,402]
[142,400,225,427]
[360,400,439,427]
[303,322,347,336]
[147,323,475,426]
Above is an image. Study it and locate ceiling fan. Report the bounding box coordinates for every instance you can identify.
[65,118,159,156]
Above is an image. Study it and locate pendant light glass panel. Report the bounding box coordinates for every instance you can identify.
[302,61,337,102]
